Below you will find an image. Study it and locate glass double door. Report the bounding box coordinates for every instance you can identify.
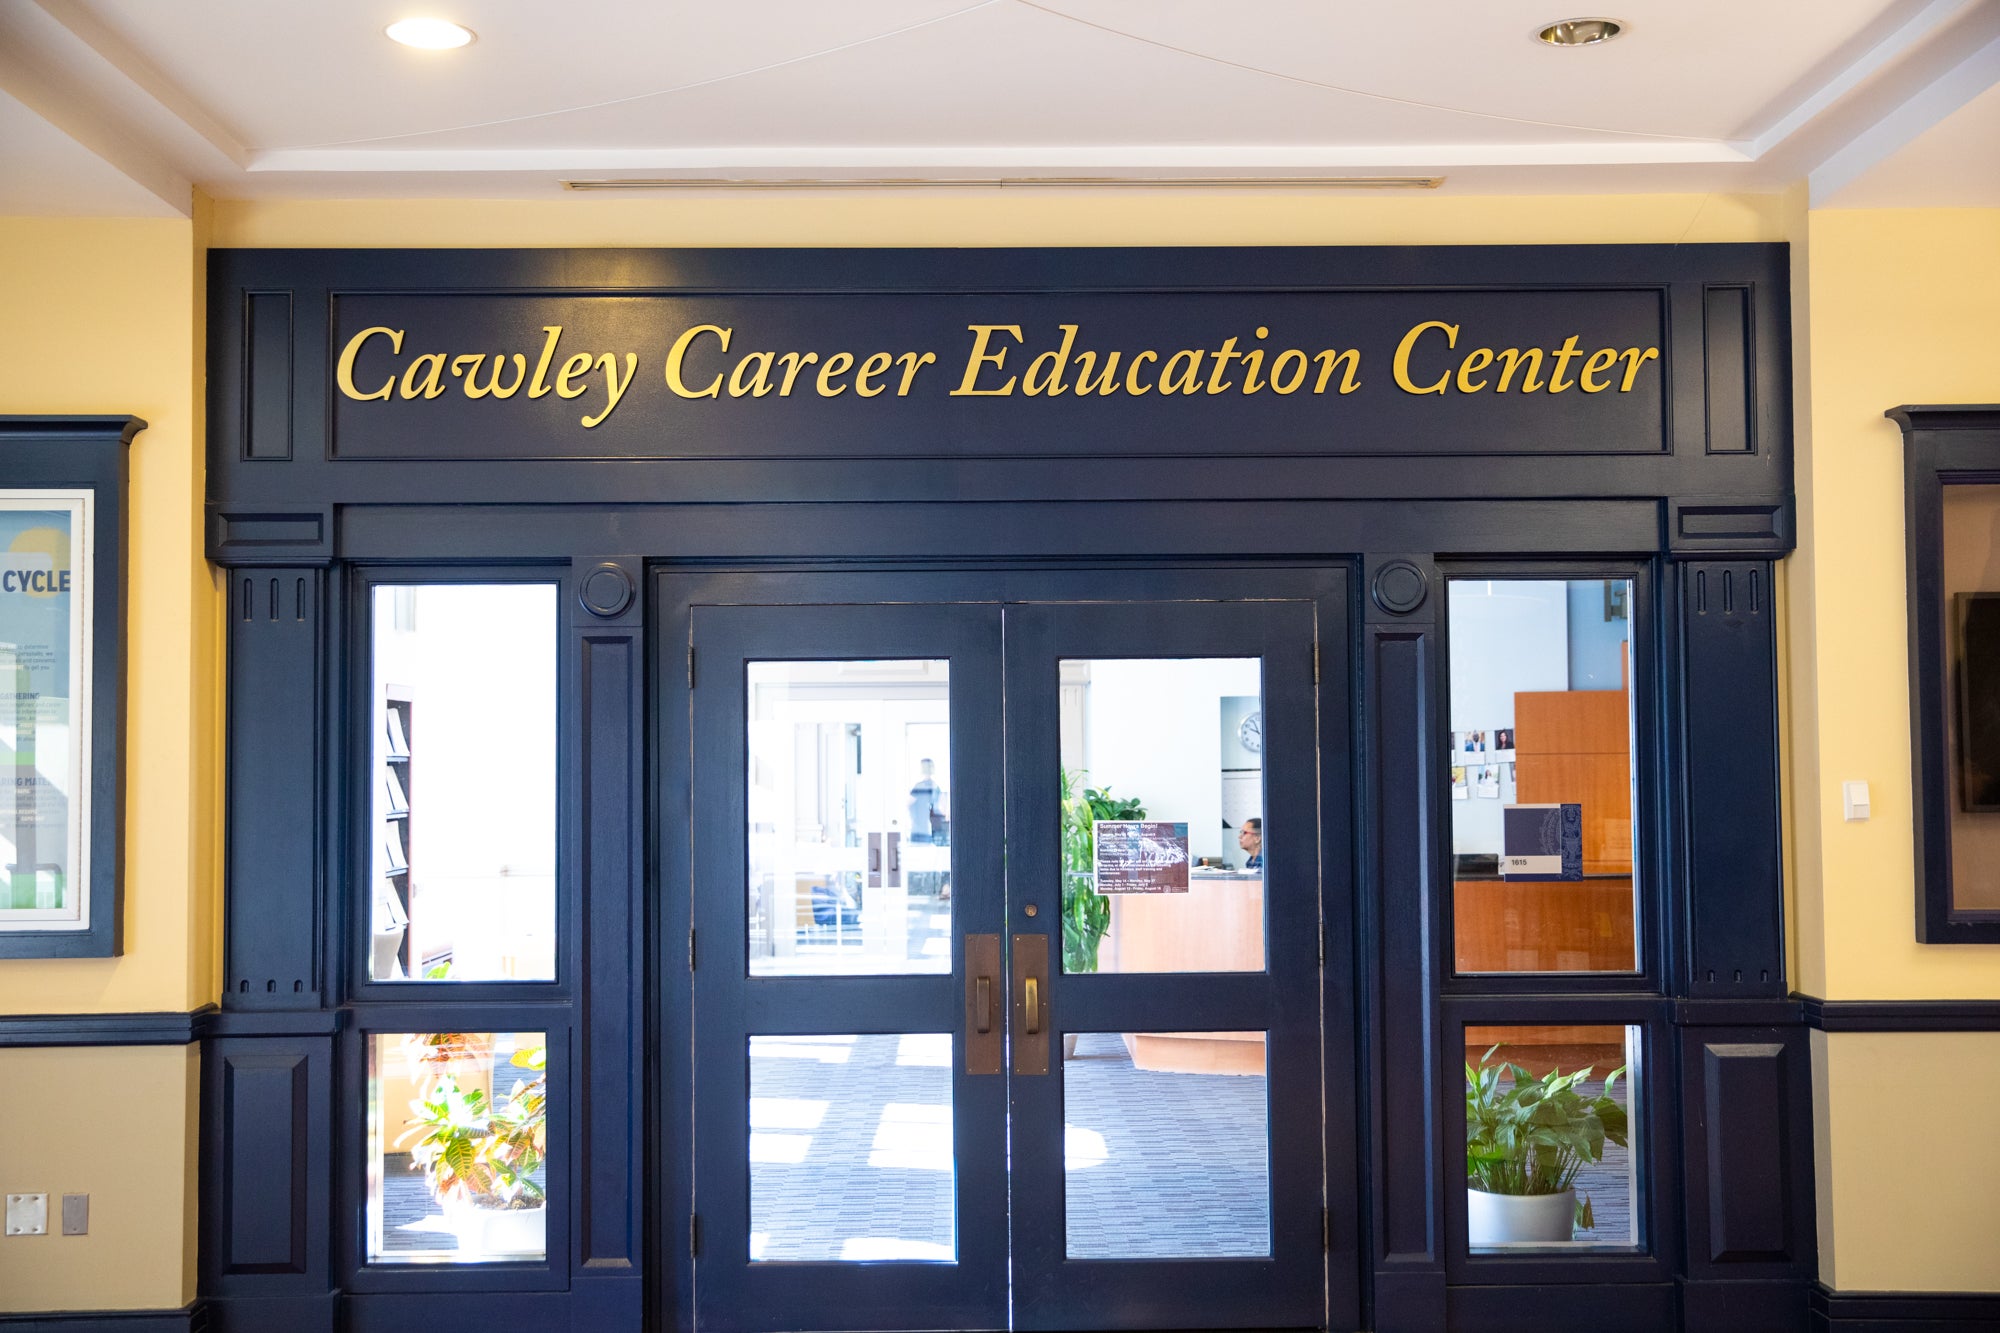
[687,590,1340,1332]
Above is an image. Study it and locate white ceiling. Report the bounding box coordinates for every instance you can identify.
[2,0,1997,214]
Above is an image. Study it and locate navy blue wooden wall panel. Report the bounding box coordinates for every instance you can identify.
[1680,562,1785,998]
[223,568,323,1006]
[571,557,645,1322]
[1360,553,1447,1333]
[1679,1026,1815,1277]
[200,1031,332,1303]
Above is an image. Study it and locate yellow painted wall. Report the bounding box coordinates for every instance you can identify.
[1816,1030,2000,1291]
[1792,206,2000,1297]
[0,215,220,1016]
[0,215,216,1312]
[0,1045,197,1311]
[1793,209,2000,1000]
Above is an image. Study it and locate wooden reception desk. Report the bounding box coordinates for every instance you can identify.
[1453,876,1636,974]
[1102,872,1266,1076]
[1457,875,1635,1052]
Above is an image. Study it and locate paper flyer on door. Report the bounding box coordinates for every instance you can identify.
[1092,820,1191,893]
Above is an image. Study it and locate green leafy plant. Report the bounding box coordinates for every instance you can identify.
[1465,1047,1629,1230]
[398,1035,548,1212]
[1059,769,1144,974]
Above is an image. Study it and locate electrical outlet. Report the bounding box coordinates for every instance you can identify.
[60,1194,87,1236]
[5,1194,47,1236]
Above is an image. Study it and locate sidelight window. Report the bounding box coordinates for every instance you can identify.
[1463,1023,1641,1253]
[366,1029,550,1264]
[367,583,558,983]
[1445,579,1640,975]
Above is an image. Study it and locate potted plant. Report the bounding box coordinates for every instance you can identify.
[1059,770,1145,976]
[1058,771,1144,1059]
[399,1033,548,1259]
[1464,1047,1628,1245]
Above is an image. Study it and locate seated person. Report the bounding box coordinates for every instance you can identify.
[1238,817,1263,870]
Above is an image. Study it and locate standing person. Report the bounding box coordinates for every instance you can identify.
[1238,817,1263,870]
[908,758,943,844]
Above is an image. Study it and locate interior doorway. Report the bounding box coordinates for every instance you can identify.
[665,568,1355,1332]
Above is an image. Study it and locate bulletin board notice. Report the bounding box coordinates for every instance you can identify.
[1093,821,1190,894]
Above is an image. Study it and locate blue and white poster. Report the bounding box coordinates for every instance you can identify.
[0,494,90,930]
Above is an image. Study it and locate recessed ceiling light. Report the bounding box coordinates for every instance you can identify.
[1537,17,1624,47]
[385,17,475,50]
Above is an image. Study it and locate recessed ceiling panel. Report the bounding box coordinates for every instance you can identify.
[378,2,1677,154]
[1036,0,1921,141]
[76,0,981,150]
[75,0,1910,156]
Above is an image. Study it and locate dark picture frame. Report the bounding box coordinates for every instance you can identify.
[0,416,134,959]
[1952,592,2000,812]
[1890,404,2000,943]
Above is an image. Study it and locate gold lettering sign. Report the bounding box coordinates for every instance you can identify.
[333,320,1664,427]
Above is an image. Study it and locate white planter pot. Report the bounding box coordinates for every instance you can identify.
[448,1202,546,1259]
[1466,1187,1575,1245]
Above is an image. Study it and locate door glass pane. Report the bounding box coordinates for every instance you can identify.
[747,660,952,977]
[749,1032,955,1262]
[1942,484,2000,910]
[1447,579,1639,974]
[370,584,558,982]
[1465,1024,1640,1252]
[367,1030,549,1263]
[1057,658,1265,976]
[1064,1030,1270,1258]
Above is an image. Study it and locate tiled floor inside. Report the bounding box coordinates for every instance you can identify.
[747,1028,1273,1263]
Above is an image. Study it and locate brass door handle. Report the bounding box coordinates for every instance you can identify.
[965,934,1001,1075]
[1011,933,1049,1075]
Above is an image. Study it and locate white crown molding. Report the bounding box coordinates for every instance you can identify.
[32,0,250,170]
[0,7,187,214]
[245,140,1750,176]
[1811,28,2000,206]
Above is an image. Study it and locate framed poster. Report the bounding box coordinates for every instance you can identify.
[0,416,135,959]
[0,493,93,934]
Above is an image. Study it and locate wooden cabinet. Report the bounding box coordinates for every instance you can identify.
[1513,686,1632,876]
[1452,682,1637,986]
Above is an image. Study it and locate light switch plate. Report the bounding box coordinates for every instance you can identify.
[1842,779,1871,822]
[60,1194,87,1236]
[5,1193,47,1236]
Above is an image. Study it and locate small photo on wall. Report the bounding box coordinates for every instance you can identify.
[1451,766,1469,801]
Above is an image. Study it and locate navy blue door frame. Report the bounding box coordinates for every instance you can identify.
[667,572,1350,1333]
[199,243,1808,1333]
